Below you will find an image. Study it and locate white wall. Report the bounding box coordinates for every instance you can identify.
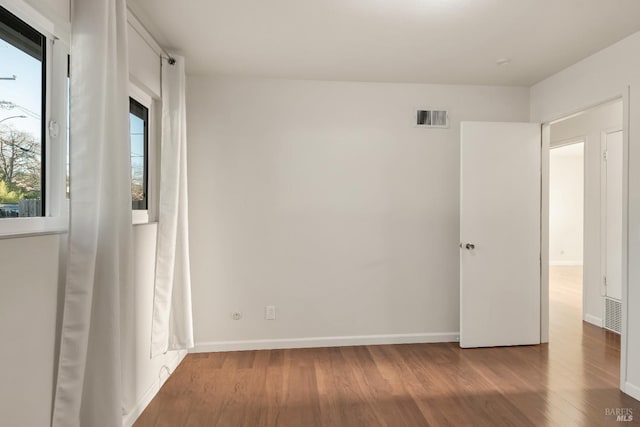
[0,234,62,427]
[549,142,584,266]
[530,30,640,400]
[25,0,68,24]
[186,77,530,351]
[128,17,161,98]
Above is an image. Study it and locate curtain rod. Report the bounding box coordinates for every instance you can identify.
[127,8,176,66]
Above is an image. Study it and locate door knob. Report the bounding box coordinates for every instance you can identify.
[461,243,475,250]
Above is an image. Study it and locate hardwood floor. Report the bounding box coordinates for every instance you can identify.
[135,266,639,426]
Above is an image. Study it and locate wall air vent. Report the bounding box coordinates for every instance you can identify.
[416,110,449,128]
[604,297,622,334]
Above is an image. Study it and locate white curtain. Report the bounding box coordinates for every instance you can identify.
[151,55,194,357]
[52,0,132,425]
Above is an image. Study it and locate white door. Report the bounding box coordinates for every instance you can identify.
[604,130,623,301]
[460,122,541,348]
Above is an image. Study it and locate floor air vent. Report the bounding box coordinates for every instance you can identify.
[417,110,449,128]
[604,297,622,334]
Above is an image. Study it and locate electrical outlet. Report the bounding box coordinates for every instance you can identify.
[231,311,242,320]
[265,305,276,320]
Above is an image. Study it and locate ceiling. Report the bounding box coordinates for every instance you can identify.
[129,0,640,86]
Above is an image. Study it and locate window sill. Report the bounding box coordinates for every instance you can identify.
[0,214,158,239]
[0,216,68,240]
[132,210,149,225]
[133,221,158,228]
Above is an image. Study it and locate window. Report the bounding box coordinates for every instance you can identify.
[0,6,45,218]
[0,3,69,237]
[129,97,148,211]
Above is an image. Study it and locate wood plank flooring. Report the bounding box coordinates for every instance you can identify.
[135,266,640,426]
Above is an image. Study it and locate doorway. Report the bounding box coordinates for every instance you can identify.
[546,99,624,340]
[549,141,584,334]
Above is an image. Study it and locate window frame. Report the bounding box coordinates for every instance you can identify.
[0,1,68,238]
[129,83,153,225]
[0,4,46,217]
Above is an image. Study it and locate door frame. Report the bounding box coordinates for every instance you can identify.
[540,89,630,393]
[600,127,624,304]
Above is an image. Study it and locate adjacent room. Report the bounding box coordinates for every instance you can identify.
[2,0,640,426]
[548,100,624,336]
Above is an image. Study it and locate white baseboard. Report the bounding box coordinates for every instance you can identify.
[584,314,603,327]
[123,350,187,427]
[191,332,460,353]
[623,381,640,402]
[549,260,583,266]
